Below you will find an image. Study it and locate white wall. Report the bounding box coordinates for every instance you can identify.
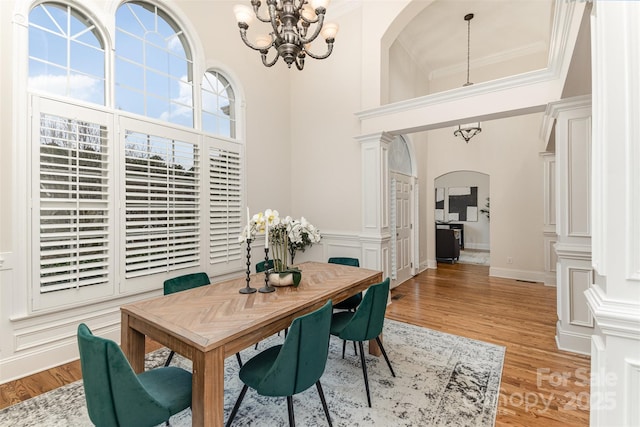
[388,39,430,103]
[425,113,546,281]
[289,7,364,234]
[434,170,490,250]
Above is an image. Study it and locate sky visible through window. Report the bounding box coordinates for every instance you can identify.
[28,2,234,138]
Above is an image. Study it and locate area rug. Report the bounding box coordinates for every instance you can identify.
[0,319,504,427]
[458,250,491,266]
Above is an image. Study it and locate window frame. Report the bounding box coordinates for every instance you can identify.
[18,1,247,313]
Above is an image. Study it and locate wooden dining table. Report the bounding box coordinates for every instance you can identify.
[120,261,383,427]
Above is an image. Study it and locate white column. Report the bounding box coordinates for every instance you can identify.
[586,2,640,426]
[356,132,393,278]
[548,96,593,354]
[542,152,557,286]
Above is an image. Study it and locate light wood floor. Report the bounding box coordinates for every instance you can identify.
[0,263,590,426]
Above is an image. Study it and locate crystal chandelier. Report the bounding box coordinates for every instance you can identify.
[454,13,482,143]
[233,0,339,70]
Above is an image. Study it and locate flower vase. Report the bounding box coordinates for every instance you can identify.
[267,236,302,286]
[267,269,302,287]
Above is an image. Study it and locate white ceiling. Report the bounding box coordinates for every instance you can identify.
[381,0,555,79]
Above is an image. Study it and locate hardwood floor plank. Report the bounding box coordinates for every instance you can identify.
[0,262,590,427]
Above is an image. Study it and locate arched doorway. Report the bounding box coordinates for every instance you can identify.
[434,170,490,265]
[389,135,418,285]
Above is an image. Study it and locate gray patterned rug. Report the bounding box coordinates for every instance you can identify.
[0,319,504,427]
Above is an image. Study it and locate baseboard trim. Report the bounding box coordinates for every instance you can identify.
[556,323,592,355]
[464,243,490,251]
[489,267,545,283]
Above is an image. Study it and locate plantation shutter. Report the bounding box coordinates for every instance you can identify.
[209,145,242,266]
[123,126,200,278]
[38,113,110,293]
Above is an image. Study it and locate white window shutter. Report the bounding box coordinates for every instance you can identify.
[38,113,110,293]
[209,145,242,267]
[123,130,200,278]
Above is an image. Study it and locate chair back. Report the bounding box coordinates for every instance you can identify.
[77,323,119,426]
[255,259,274,273]
[339,278,390,341]
[328,257,360,267]
[77,323,169,427]
[435,229,460,259]
[164,272,210,295]
[257,300,333,396]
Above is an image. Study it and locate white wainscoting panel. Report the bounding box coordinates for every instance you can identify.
[625,358,640,425]
[568,267,594,327]
[567,116,592,237]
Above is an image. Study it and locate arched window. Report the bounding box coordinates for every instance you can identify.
[28,3,105,104]
[389,135,412,175]
[115,1,194,127]
[202,70,236,138]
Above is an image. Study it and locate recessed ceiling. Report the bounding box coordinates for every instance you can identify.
[394,0,555,80]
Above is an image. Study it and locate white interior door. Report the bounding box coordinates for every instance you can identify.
[392,172,413,285]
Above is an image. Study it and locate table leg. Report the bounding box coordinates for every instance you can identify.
[368,334,382,357]
[121,312,145,373]
[191,347,224,427]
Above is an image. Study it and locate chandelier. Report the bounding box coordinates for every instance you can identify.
[454,13,482,143]
[233,0,339,70]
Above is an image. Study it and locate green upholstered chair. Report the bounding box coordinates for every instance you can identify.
[225,300,334,427]
[330,278,395,407]
[77,323,192,427]
[255,259,274,273]
[328,257,362,311]
[163,273,243,368]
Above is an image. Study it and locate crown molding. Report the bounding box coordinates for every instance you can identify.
[429,41,548,81]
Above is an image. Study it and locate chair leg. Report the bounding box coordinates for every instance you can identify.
[255,342,259,350]
[225,384,248,427]
[341,340,347,359]
[353,341,358,356]
[375,336,396,377]
[357,341,372,407]
[235,352,243,368]
[316,381,333,427]
[286,395,295,427]
[164,350,175,367]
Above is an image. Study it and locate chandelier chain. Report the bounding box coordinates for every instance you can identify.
[466,16,471,85]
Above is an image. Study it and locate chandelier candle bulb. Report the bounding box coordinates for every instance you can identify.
[301,5,316,21]
[233,4,254,24]
[321,22,339,40]
[254,34,272,49]
[246,207,251,240]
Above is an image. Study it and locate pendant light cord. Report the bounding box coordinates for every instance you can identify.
[464,13,474,86]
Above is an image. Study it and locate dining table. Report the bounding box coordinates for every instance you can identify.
[120,261,383,427]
